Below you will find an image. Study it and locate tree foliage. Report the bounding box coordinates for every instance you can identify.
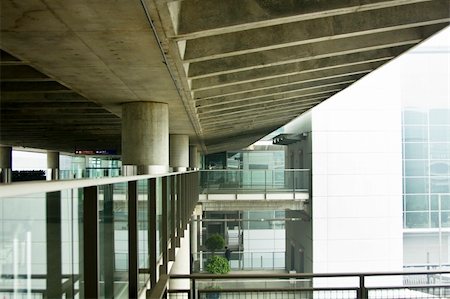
[205,233,225,253]
[206,256,231,274]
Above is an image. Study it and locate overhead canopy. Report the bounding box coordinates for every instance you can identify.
[1,0,449,153]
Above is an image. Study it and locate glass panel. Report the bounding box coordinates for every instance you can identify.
[441,212,450,228]
[430,160,450,176]
[429,109,450,125]
[403,110,428,125]
[404,177,429,194]
[430,126,450,142]
[113,182,128,298]
[404,143,428,159]
[430,177,450,193]
[405,212,429,228]
[430,143,450,159]
[156,178,163,260]
[138,179,149,291]
[405,195,429,211]
[431,212,439,228]
[405,160,429,176]
[441,195,450,210]
[404,126,428,142]
[0,189,82,299]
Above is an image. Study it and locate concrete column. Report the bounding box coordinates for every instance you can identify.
[122,102,169,174]
[0,146,12,183]
[169,134,189,172]
[47,151,60,180]
[189,145,199,170]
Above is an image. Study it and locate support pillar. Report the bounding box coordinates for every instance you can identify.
[47,151,60,180]
[169,134,189,172]
[0,146,12,183]
[122,102,169,175]
[189,145,199,170]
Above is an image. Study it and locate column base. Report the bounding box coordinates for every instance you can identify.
[122,165,169,175]
[0,168,11,184]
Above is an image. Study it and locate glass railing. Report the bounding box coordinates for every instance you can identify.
[199,169,310,195]
[193,251,285,272]
[0,171,199,299]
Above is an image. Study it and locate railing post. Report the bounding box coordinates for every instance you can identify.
[128,181,138,299]
[192,278,196,299]
[359,275,368,299]
[264,170,267,199]
[46,191,62,299]
[83,186,99,299]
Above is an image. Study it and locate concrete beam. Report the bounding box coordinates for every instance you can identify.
[0,65,54,81]
[182,1,449,62]
[197,92,338,117]
[176,0,431,38]
[187,24,446,78]
[191,45,410,91]
[0,81,70,92]
[193,62,381,99]
[200,107,313,127]
[195,74,365,108]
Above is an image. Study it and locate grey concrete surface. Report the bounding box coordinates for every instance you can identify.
[1,0,448,154]
[121,102,169,173]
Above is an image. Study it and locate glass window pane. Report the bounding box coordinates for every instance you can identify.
[430,160,450,176]
[405,195,429,211]
[442,212,450,227]
[429,109,450,125]
[403,110,428,125]
[430,143,450,159]
[405,212,429,228]
[404,143,428,159]
[441,195,450,210]
[405,160,429,176]
[431,195,439,210]
[430,126,450,142]
[431,212,439,228]
[430,176,450,193]
[404,177,429,193]
[404,126,428,142]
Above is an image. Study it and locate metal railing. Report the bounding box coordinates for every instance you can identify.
[163,271,450,299]
[199,169,310,200]
[0,171,199,299]
[193,251,285,272]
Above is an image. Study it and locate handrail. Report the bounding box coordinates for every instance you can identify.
[170,269,450,279]
[147,274,169,299]
[0,170,197,197]
[199,169,310,172]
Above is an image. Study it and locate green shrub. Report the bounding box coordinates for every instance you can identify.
[206,256,231,274]
[205,233,225,253]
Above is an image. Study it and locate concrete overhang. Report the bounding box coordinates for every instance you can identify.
[1,0,449,153]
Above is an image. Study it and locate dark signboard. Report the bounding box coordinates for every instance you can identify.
[75,150,118,155]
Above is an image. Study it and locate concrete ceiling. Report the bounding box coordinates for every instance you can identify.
[1,0,449,154]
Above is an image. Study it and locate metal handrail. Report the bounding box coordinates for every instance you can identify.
[0,170,197,197]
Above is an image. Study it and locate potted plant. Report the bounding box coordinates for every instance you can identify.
[202,234,230,298]
[205,233,225,255]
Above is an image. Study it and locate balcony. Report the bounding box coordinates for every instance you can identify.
[199,169,310,211]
